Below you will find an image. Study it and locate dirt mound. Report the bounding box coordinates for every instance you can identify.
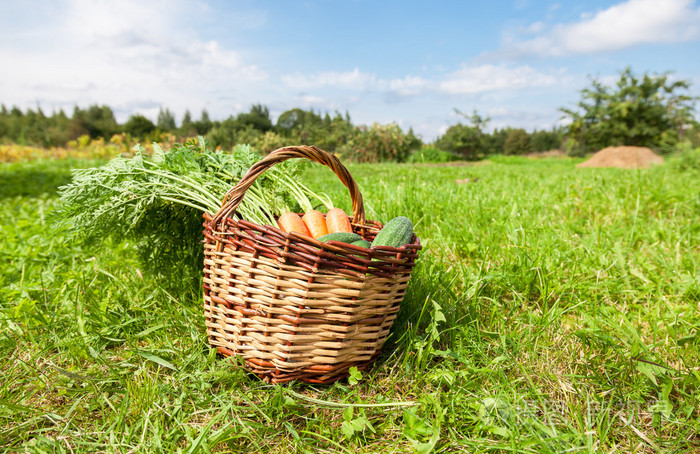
[577,146,664,169]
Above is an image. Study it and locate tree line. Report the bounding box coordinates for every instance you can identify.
[0,102,565,161]
[1,68,696,161]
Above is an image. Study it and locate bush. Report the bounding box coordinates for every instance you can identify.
[251,131,288,154]
[123,114,156,138]
[434,123,484,160]
[530,128,563,152]
[338,123,420,163]
[669,143,700,172]
[503,129,532,155]
[685,123,700,148]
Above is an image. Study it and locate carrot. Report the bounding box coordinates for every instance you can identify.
[302,210,329,238]
[278,212,311,236]
[325,207,353,233]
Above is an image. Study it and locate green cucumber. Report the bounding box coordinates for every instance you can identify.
[371,216,414,248]
[350,239,371,248]
[317,232,362,244]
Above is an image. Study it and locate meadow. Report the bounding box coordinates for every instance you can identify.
[1,152,699,453]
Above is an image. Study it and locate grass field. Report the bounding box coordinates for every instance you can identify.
[1,154,699,453]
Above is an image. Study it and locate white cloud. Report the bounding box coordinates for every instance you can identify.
[297,95,328,107]
[282,68,378,91]
[388,76,429,97]
[282,64,563,99]
[438,64,561,94]
[523,21,546,34]
[501,0,700,57]
[0,0,267,121]
[282,69,431,99]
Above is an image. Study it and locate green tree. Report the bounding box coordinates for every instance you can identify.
[435,124,481,160]
[206,116,239,149]
[193,109,213,135]
[179,110,195,137]
[0,105,9,142]
[481,127,508,155]
[157,107,177,131]
[207,105,276,149]
[561,67,697,154]
[46,109,72,146]
[22,107,48,146]
[68,106,88,139]
[276,108,323,132]
[530,128,563,152]
[0,105,74,146]
[69,104,118,140]
[123,114,156,138]
[435,109,490,160]
[504,128,532,155]
[7,106,27,144]
[305,111,355,152]
[236,104,272,132]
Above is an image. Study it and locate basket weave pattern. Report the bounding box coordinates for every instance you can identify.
[202,146,420,384]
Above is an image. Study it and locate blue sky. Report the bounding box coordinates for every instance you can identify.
[1,0,699,141]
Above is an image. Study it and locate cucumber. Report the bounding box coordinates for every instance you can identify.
[371,216,413,248]
[350,239,371,248]
[317,232,362,244]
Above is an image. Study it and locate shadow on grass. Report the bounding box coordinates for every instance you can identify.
[382,254,477,361]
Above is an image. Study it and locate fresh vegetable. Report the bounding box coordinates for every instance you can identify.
[351,239,371,248]
[278,212,311,236]
[325,207,353,233]
[302,210,329,238]
[317,232,362,244]
[52,139,332,288]
[371,216,414,248]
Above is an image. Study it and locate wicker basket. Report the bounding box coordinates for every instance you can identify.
[202,145,421,384]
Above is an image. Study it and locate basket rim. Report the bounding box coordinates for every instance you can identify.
[203,211,422,256]
[214,145,367,229]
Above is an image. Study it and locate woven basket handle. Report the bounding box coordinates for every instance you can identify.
[212,145,365,228]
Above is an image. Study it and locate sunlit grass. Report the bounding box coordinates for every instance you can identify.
[1,156,698,452]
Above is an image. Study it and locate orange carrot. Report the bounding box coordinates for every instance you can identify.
[325,207,353,233]
[302,210,329,238]
[278,212,311,236]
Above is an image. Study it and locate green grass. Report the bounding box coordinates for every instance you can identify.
[1,156,699,453]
